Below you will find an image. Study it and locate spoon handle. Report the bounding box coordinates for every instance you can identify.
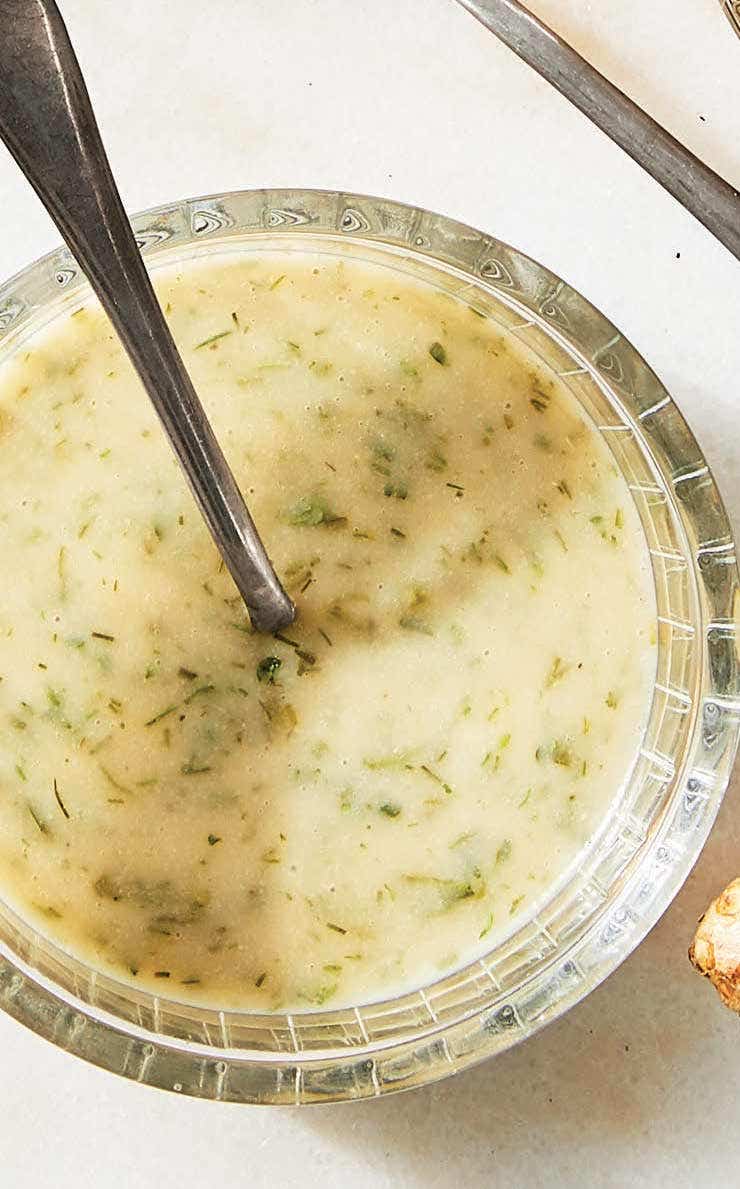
[458,0,740,263]
[0,0,295,633]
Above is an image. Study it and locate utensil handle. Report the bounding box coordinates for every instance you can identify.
[458,0,740,263]
[0,0,294,632]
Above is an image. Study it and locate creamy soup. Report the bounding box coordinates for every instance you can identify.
[0,253,656,1010]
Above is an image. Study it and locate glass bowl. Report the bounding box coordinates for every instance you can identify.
[0,189,738,1105]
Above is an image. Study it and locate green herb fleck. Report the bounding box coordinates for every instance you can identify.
[379,802,401,818]
[429,342,447,365]
[145,704,178,727]
[181,760,212,776]
[545,656,570,688]
[552,739,575,767]
[287,494,346,527]
[530,384,551,413]
[57,546,67,601]
[363,752,412,771]
[450,831,476,849]
[370,437,396,475]
[419,764,453,795]
[425,446,447,473]
[26,802,48,834]
[99,765,131,795]
[441,869,487,908]
[495,839,512,865]
[194,330,232,350]
[183,683,216,705]
[274,632,316,669]
[382,476,409,499]
[308,359,333,378]
[479,911,494,939]
[53,777,70,819]
[300,983,337,1006]
[399,614,434,636]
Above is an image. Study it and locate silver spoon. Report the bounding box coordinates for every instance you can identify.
[0,0,295,634]
[457,0,740,263]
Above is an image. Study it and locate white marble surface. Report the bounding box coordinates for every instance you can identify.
[0,1,739,1184]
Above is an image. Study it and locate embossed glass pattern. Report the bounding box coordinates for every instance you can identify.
[0,189,737,1104]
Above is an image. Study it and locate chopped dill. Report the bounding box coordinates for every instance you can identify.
[53,777,70,820]
[195,330,232,350]
[495,839,512,865]
[28,805,47,835]
[479,912,494,939]
[145,704,178,727]
[419,765,453,795]
[545,656,570,688]
[287,495,346,527]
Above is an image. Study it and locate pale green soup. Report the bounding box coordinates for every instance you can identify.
[0,253,656,1009]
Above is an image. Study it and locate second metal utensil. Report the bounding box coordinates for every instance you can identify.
[457,0,740,264]
[0,0,295,634]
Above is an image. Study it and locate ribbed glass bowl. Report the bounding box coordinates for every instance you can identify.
[0,189,738,1104]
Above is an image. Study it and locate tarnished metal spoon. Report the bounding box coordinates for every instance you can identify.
[0,0,295,633]
[457,0,740,263]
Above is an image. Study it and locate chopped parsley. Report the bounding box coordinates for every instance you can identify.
[256,656,282,684]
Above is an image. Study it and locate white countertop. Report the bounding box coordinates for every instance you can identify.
[1,2,739,1185]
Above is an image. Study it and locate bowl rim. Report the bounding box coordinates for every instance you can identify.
[0,185,738,1105]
